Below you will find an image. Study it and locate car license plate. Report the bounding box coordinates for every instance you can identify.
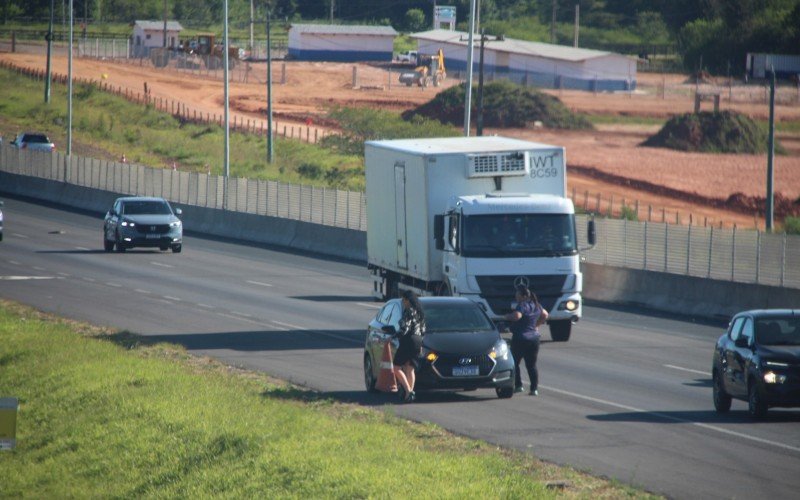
[145,234,161,239]
[452,365,479,377]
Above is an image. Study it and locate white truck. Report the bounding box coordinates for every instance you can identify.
[365,136,595,342]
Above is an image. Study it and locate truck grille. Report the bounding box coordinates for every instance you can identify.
[475,275,567,315]
[433,353,495,377]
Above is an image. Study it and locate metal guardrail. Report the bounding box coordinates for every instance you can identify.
[1,144,797,289]
[0,143,366,231]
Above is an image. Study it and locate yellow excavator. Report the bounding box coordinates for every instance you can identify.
[399,48,446,88]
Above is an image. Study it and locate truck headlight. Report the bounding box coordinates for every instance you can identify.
[558,300,579,311]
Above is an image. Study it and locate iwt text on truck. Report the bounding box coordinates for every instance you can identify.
[365,136,595,342]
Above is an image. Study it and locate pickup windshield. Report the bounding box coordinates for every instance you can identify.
[461,214,577,258]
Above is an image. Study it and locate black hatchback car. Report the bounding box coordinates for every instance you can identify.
[712,309,800,418]
[364,297,516,399]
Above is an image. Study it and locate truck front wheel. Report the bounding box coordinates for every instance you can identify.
[550,320,572,342]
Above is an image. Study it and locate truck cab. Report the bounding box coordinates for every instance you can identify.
[435,194,590,341]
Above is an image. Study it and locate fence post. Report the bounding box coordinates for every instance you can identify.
[755,230,761,284]
[731,225,736,281]
[623,217,628,266]
[346,190,351,229]
[781,232,786,286]
[686,223,691,275]
[664,223,668,272]
[707,226,714,278]
[643,221,648,270]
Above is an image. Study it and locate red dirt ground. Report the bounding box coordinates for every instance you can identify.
[2,52,798,229]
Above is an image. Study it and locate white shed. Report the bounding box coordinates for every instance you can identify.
[288,24,397,62]
[132,20,183,57]
[411,29,637,91]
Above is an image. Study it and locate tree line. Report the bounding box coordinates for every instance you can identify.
[2,0,799,74]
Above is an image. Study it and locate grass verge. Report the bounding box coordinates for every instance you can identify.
[0,300,656,498]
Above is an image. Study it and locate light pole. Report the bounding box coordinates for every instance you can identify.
[463,0,477,136]
[266,7,274,164]
[44,0,54,103]
[223,0,230,209]
[67,0,73,158]
[476,30,502,136]
[766,68,775,232]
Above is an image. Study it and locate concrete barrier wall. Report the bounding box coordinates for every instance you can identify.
[0,172,366,262]
[2,172,792,319]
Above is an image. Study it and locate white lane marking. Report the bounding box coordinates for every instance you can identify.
[231,311,252,317]
[9,261,21,265]
[82,277,95,282]
[357,302,383,309]
[541,385,800,454]
[0,276,56,280]
[134,289,151,294]
[271,320,360,345]
[151,262,174,268]
[57,272,70,277]
[197,303,214,309]
[33,266,46,271]
[106,282,122,288]
[246,280,273,288]
[664,364,708,376]
[11,233,28,239]
[217,312,264,326]
[75,246,90,251]
[162,295,181,302]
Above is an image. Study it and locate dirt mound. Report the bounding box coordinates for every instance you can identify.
[641,111,778,154]
[401,80,593,130]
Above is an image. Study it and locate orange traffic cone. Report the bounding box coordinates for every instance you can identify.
[376,341,398,393]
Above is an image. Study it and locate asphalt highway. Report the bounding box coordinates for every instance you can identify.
[1,195,799,499]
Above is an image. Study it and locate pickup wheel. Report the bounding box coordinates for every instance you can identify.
[549,320,572,342]
[748,381,768,419]
[712,370,732,413]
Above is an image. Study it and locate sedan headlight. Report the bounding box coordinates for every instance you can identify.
[489,340,509,360]
[120,220,135,227]
[170,220,182,228]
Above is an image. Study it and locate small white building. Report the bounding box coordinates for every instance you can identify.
[288,24,397,62]
[132,20,183,57]
[411,29,637,91]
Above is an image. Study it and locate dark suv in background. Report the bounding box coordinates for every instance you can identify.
[712,309,800,419]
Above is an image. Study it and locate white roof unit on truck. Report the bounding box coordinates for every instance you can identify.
[365,136,595,343]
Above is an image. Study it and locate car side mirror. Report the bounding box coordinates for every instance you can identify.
[734,336,751,348]
[433,214,444,250]
[587,219,596,246]
[381,325,397,336]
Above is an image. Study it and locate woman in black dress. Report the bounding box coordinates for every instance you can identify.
[392,290,426,402]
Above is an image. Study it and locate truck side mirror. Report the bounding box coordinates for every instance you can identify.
[434,214,444,250]
[587,219,596,246]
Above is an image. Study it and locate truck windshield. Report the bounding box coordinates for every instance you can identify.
[461,214,577,258]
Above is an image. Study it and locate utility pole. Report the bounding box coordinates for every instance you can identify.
[573,4,579,48]
[475,30,502,136]
[67,0,73,158]
[766,68,776,232]
[45,0,55,103]
[224,0,230,206]
[330,0,334,22]
[163,0,167,48]
[266,7,274,163]
[249,0,254,55]
[551,0,557,44]
[463,0,477,136]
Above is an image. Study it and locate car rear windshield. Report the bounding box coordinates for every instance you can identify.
[24,134,50,143]
[755,317,800,346]
[422,302,495,333]
[122,201,172,215]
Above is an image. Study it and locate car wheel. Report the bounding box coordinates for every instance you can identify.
[172,244,182,253]
[712,371,732,413]
[550,320,572,342]
[364,354,378,393]
[748,381,768,419]
[103,237,114,252]
[496,386,514,399]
